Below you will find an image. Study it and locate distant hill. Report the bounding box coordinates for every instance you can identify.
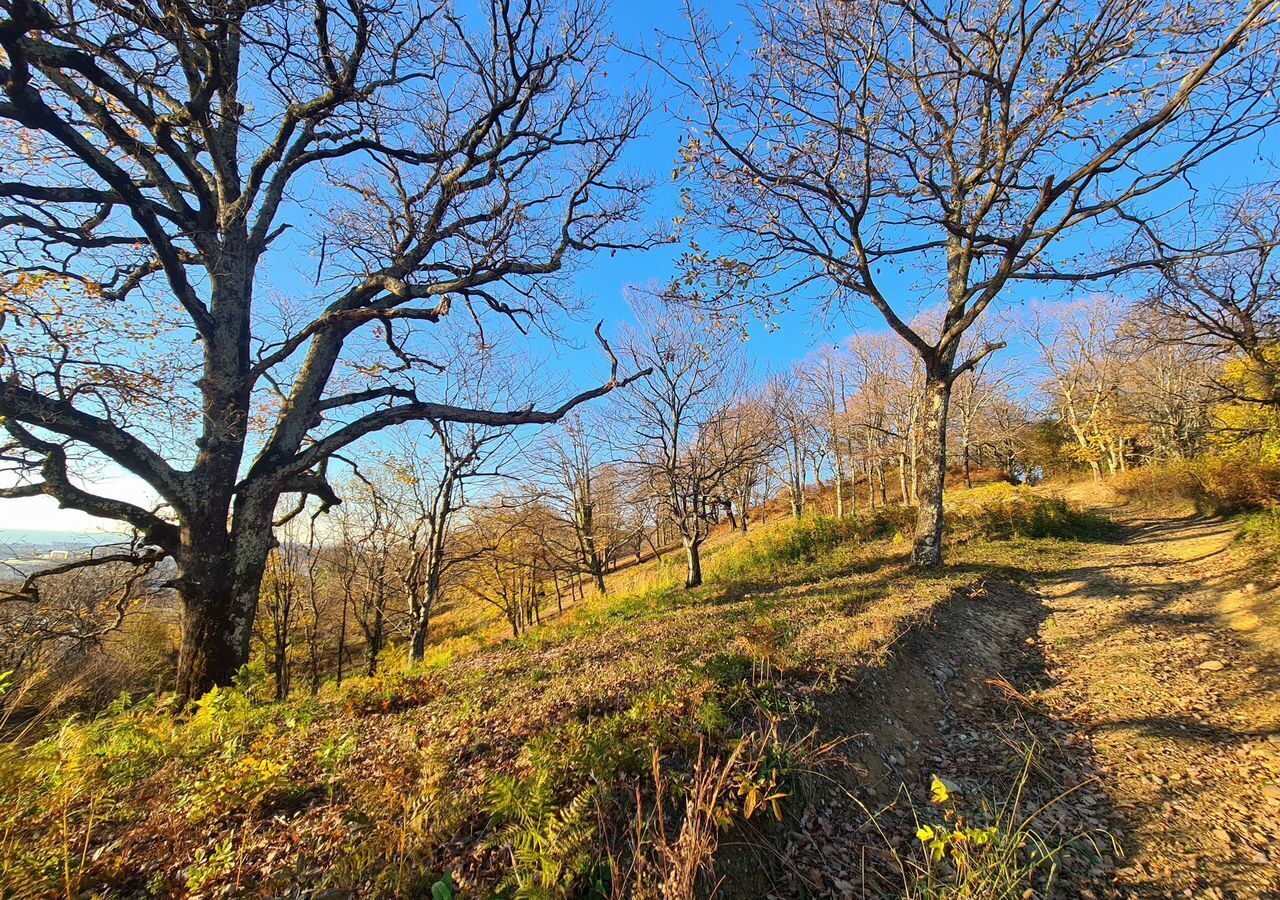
[0,529,126,555]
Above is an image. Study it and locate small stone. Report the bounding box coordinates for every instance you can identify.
[1197,660,1226,671]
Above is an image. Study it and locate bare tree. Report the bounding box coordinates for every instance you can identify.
[543,412,612,594]
[1030,299,1131,480]
[763,374,816,518]
[842,333,922,506]
[0,0,653,699]
[703,394,778,531]
[1117,314,1218,461]
[798,346,855,516]
[461,490,561,638]
[380,337,527,660]
[668,0,1280,565]
[951,324,1016,488]
[329,478,400,677]
[1143,185,1280,413]
[257,523,316,700]
[0,539,163,714]
[616,297,744,588]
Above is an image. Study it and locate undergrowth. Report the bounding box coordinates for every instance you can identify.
[1111,455,1280,515]
[844,745,1114,899]
[947,484,1117,543]
[0,488,1108,897]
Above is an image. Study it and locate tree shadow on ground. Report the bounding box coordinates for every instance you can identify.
[713,577,1132,899]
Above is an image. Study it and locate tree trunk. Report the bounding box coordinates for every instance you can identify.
[272,628,289,700]
[176,587,255,702]
[410,610,430,661]
[409,562,442,662]
[174,530,271,703]
[911,376,952,568]
[683,537,703,589]
[367,605,384,676]
[336,592,348,686]
[962,419,973,488]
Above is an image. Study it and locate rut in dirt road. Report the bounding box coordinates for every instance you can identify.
[1035,512,1280,898]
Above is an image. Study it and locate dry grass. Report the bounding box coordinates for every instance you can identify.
[0,490,1107,897]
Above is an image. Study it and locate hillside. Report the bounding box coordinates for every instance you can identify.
[0,483,1207,896]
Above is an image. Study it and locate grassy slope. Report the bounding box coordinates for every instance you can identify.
[0,484,1113,898]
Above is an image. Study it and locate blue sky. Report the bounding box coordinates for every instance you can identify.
[4,0,1274,535]
[543,0,858,375]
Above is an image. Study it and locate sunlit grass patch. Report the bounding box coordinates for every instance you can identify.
[948,487,1118,543]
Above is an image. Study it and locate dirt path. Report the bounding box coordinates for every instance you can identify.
[749,508,1280,899]
[1035,512,1280,898]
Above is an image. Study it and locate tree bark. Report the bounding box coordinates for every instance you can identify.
[174,539,270,701]
[683,537,703,589]
[911,375,952,568]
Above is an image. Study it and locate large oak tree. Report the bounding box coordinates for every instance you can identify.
[669,0,1280,566]
[0,0,651,700]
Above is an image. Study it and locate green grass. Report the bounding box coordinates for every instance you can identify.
[947,484,1119,543]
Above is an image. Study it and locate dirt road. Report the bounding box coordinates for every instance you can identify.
[1036,511,1280,898]
[731,504,1280,898]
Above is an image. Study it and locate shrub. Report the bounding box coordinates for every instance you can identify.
[951,492,1114,542]
[1238,508,1280,541]
[714,508,915,583]
[1112,456,1280,515]
[1193,456,1280,513]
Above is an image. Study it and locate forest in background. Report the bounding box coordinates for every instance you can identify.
[1,0,1279,894]
[5,284,1279,723]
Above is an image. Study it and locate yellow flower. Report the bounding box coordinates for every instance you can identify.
[916,824,936,842]
[930,775,956,804]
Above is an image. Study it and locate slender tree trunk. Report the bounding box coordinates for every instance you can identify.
[590,556,606,595]
[912,375,953,568]
[909,434,920,503]
[683,536,703,589]
[273,626,289,700]
[962,419,973,488]
[834,457,845,518]
[367,604,383,676]
[336,591,348,686]
[409,560,442,663]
